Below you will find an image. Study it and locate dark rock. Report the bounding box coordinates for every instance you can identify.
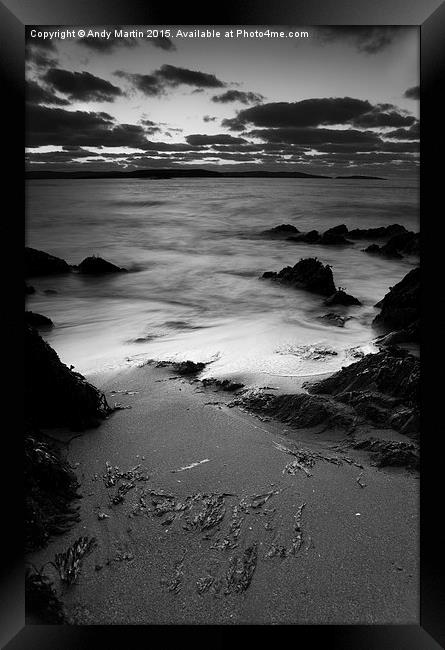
[324,290,362,306]
[306,347,419,437]
[288,229,320,244]
[76,255,127,274]
[363,243,382,255]
[25,324,111,430]
[201,378,245,392]
[262,257,336,296]
[373,267,419,333]
[324,224,349,236]
[235,391,355,431]
[348,224,407,240]
[318,312,348,327]
[26,567,67,623]
[25,283,36,295]
[156,359,206,375]
[261,224,300,237]
[25,425,81,552]
[25,311,54,330]
[364,231,419,259]
[43,289,58,295]
[25,247,71,277]
[319,232,352,246]
[376,320,419,346]
[352,438,419,470]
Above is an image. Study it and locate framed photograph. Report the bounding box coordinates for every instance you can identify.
[2,0,444,647]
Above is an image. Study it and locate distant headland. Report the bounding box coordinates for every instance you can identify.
[25,168,386,181]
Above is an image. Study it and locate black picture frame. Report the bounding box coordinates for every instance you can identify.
[2,0,444,647]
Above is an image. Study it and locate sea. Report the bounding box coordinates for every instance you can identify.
[25,177,419,387]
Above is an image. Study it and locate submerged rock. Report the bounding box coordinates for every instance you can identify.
[25,283,36,295]
[324,290,362,306]
[262,257,336,296]
[363,231,419,259]
[324,224,348,236]
[25,311,54,330]
[348,224,407,239]
[25,247,71,277]
[76,255,127,274]
[261,224,300,237]
[373,267,419,333]
[318,312,349,328]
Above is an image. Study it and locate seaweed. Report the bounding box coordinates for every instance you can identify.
[25,427,81,552]
[53,536,97,586]
[25,566,66,624]
[225,544,258,593]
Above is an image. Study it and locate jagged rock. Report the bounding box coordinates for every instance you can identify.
[373,267,419,333]
[201,378,245,392]
[287,227,351,246]
[26,568,67,623]
[376,320,419,346]
[25,425,81,551]
[352,438,419,470]
[318,312,349,327]
[363,231,419,259]
[306,347,419,437]
[76,255,127,274]
[324,290,361,306]
[262,257,336,296]
[234,391,355,431]
[261,224,300,237]
[25,324,111,430]
[324,224,348,236]
[25,311,54,330]
[156,359,206,375]
[319,232,352,246]
[25,247,71,277]
[348,224,407,239]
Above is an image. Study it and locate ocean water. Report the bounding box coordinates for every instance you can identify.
[25,177,419,385]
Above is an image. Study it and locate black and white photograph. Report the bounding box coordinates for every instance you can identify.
[22,22,422,627]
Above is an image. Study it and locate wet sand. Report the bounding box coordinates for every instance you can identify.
[28,363,419,625]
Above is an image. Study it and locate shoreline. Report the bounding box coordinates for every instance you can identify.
[27,360,419,625]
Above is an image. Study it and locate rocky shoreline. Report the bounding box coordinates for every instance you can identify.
[24,221,419,622]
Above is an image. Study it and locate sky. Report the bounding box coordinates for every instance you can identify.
[25,26,419,177]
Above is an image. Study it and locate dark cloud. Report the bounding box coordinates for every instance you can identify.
[157,64,225,89]
[26,104,151,148]
[211,90,264,105]
[26,37,58,68]
[115,71,161,96]
[186,134,248,146]
[317,27,401,54]
[404,85,420,100]
[26,80,70,106]
[352,105,416,128]
[383,122,420,140]
[43,69,124,102]
[224,98,373,131]
[115,64,226,96]
[247,126,380,146]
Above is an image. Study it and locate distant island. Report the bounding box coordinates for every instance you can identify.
[25,169,388,181]
[335,175,387,180]
[25,168,331,180]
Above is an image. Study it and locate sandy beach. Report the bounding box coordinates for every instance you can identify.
[27,361,419,625]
